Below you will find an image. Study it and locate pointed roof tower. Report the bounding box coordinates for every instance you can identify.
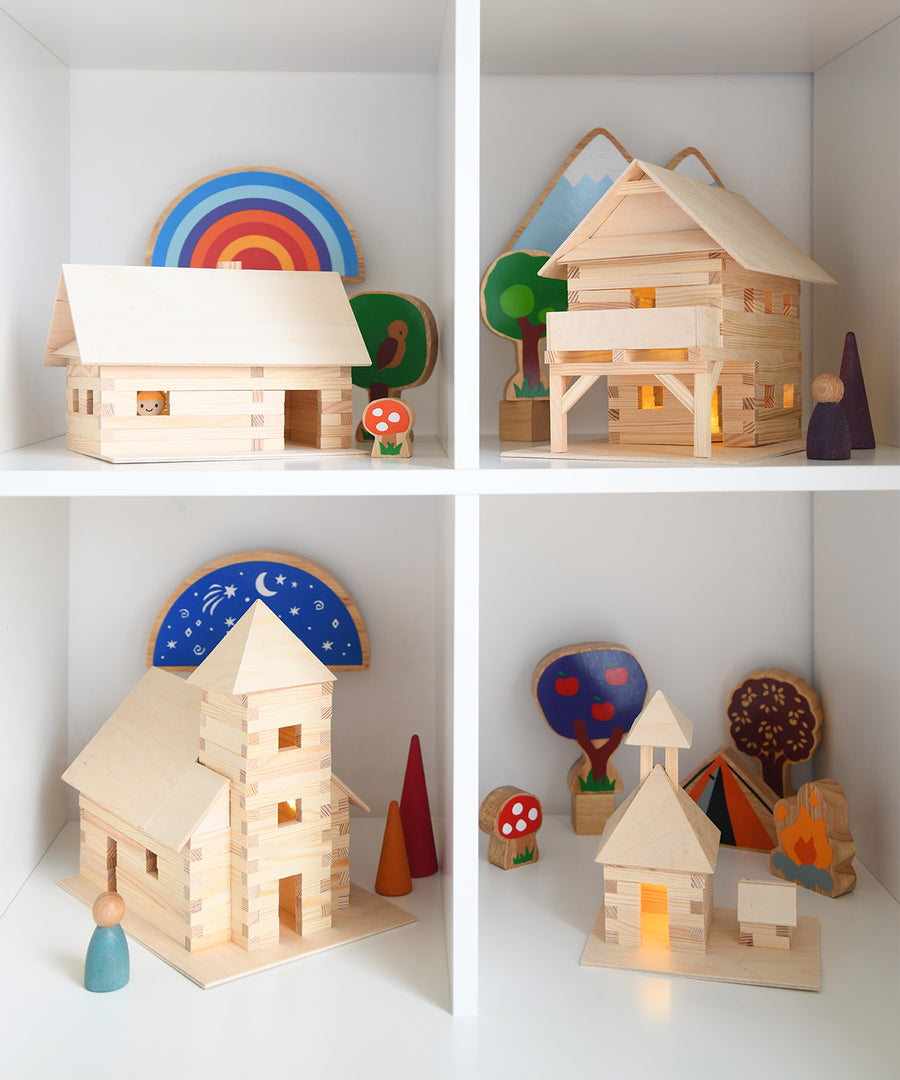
[187,599,335,696]
[595,763,719,874]
[625,690,693,785]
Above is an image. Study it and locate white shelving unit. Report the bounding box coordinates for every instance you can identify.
[0,1,898,1074]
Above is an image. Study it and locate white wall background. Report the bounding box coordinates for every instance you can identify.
[814,492,900,900]
[0,13,69,452]
[65,496,446,820]
[0,499,69,914]
[480,492,815,813]
[479,74,815,435]
[68,70,443,438]
[813,19,900,447]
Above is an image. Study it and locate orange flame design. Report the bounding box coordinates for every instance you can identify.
[779,804,833,869]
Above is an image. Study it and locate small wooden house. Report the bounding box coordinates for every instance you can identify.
[44,264,372,462]
[540,159,836,457]
[737,878,798,950]
[62,601,368,955]
[595,693,720,953]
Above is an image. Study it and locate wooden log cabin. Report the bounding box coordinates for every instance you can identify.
[44,264,372,462]
[539,159,836,457]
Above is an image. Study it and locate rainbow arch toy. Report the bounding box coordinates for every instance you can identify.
[146,166,364,282]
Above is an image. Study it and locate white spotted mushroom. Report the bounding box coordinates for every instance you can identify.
[479,786,543,869]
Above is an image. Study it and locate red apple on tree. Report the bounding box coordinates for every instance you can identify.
[592,699,615,723]
[555,672,579,697]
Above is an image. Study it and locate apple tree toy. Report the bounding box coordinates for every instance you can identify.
[84,891,129,993]
[532,643,648,834]
[362,398,415,458]
[479,786,543,869]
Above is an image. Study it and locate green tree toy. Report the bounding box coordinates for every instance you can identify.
[350,291,438,442]
[481,249,567,400]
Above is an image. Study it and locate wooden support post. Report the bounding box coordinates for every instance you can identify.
[549,368,567,452]
[639,745,653,784]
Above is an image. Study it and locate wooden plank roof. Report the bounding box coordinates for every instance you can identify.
[62,667,229,852]
[44,264,373,369]
[540,158,836,285]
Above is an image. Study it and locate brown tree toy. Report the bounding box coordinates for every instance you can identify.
[362,398,415,458]
[726,669,823,797]
[479,787,543,869]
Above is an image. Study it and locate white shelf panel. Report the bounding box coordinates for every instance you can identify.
[6,818,895,1076]
[479,440,900,493]
[0,821,455,1076]
[0,435,458,497]
[482,1,900,75]
[3,436,899,497]
[478,816,898,1077]
[0,0,451,72]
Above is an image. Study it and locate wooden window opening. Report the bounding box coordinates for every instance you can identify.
[639,385,664,410]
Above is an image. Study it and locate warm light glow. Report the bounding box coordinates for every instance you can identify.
[639,385,664,410]
[711,386,723,436]
[639,977,672,1023]
[784,384,795,408]
[641,883,669,948]
[633,287,656,308]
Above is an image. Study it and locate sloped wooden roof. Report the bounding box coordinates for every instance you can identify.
[44,264,372,369]
[188,599,336,695]
[595,763,720,873]
[62,667,229,852]
[625,690,693,750]
[540,158,836,285]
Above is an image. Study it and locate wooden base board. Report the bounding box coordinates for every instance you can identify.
[503,438,806,465]
[581,906,820,990]
[60,874,415,988]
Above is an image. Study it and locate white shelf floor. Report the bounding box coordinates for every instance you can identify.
[2,816,897,1078]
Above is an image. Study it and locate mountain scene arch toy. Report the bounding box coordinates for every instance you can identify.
[532,642,648,834]
[146,167,364,281]
[147,550,369,672]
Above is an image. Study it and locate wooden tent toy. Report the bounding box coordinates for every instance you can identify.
[737,879,798,950]
[479,787,543,869]
[44,264,372,462]
[539,159,836,458]
[60,600,414,987]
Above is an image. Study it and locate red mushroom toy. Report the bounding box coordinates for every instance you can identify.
[361,398,416,458]
[479,786,543,869]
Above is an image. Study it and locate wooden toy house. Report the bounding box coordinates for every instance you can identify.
[44,264,372,462]
[62,601,368,957]
[539,159,836,457]
[594,692,720,952]
[737,878,798,950]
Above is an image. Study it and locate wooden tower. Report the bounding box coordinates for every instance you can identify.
[187,600,337,950]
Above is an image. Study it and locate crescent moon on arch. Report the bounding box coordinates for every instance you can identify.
[255,572,278,597]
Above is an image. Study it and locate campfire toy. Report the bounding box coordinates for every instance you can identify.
[479,787,543,869]
[771,779,856,898]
